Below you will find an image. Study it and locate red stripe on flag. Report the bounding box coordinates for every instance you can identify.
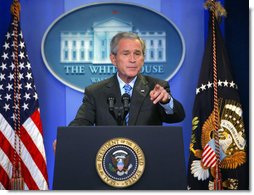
[0,165,10,189]
[202,147,213,161]
[202,144,217,167]
[0,129,12,189]
[202,144,211,156]
[203,144,209,151]
[29,109,43,135]
[20,125,48,184]
[0,131,39,190]
[206,156,217,167]
[204,153,216,167]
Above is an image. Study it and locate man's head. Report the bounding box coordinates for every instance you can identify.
[110,32,146,83]
[110,32,146,55]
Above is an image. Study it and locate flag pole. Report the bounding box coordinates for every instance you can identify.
[204,0,227,190]
[9,0,24,190]
[210,0,227,190]
[211,1,222,189]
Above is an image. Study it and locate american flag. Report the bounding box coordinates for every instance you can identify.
[0,17,48,189]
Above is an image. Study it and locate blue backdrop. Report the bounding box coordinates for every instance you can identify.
[0,0,248,189]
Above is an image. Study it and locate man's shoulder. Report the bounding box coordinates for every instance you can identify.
[86,76,114,91]
[142,75,168,85]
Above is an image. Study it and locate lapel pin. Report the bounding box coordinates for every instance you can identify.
[140,89,145,93]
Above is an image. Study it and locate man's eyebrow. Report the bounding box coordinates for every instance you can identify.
[120,49,142,53]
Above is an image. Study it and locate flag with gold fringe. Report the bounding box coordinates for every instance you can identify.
[187,0,248,190]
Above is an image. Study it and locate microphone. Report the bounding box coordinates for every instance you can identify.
[121,93,130,112]
[107,95,116,112]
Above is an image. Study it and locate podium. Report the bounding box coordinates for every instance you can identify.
[53,126,187,190]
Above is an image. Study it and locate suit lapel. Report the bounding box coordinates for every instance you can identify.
[128,75,149,125]
[104,75,122,107]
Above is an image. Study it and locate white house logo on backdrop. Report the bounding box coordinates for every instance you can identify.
[41,2,185,92]
[60,18,166,64]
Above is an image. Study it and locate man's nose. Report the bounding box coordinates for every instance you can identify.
[129,53,136,62]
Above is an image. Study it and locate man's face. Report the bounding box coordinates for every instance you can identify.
[110,38,144,83]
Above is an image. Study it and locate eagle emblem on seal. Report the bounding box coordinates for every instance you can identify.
[189,99,246,189]
[109,150,133,176]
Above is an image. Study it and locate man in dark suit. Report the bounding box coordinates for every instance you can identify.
[69,32,185,126]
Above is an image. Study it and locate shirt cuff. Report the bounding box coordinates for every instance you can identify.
[159,97,174,114]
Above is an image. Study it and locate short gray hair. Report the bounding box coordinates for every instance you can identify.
[110,32,146,55]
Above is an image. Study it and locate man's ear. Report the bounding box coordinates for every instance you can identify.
[110,53,117,66]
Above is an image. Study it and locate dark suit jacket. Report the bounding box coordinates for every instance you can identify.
[69,74,185,126]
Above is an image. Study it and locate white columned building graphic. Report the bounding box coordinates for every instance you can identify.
[60,18,166,64]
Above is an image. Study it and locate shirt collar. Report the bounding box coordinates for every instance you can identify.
[117,73,137,89]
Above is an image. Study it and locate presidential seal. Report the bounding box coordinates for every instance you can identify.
[95,137,145,188]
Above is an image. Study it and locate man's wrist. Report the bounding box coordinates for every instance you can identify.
[160,94,171,105]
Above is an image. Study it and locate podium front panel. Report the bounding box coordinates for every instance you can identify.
[53,126,186,190]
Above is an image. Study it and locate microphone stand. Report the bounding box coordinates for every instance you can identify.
[121,93,130,126]
[115,107,124,126]
[107,94,130,126]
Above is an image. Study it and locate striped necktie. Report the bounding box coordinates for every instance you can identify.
[123,84,132,96]
[123,84,132,125]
